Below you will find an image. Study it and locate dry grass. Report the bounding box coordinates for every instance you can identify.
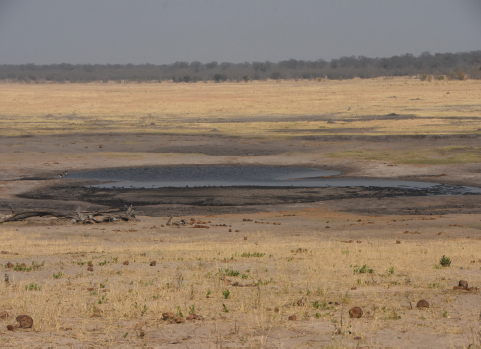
[1,78,480,137]
[1,212,481,346]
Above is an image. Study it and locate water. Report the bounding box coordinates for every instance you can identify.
[64,166,481,195]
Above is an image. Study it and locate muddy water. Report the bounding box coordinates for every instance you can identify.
[65,166,481,195]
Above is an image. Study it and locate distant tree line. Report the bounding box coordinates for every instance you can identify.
[1,51,480,83]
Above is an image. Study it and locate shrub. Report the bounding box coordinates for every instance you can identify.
[440,255,451,267]
[354,264,374,274]
[222,289,230,299]
[270,72,282,80]
[437,75,445,80]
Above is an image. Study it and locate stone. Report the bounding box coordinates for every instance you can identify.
[87,262,93,267]
[186,314,203,321]
[349,307,363,318]
[396,240,401,244]
[459,280,468,288]
[87,266,94,272]
[6,262,13,268]
[453,286,465,290]
[288,315,297,321]
[417,300,429,308]
[123,261,129,265]
[244,237,247,240]
[174,316,185,323]
[162,312,175,320]
[150,261,156,266]
[6,325,17,331]
[351,287,357,290]
[16,314,33,328]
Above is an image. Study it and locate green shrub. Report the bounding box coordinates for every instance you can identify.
[440,255,451,267]
[354,264,374,274]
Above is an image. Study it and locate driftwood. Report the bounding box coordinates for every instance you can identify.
[166,216,187,226]
[0,205,138,224]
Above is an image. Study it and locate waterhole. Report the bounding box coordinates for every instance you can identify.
[65,166,481,195]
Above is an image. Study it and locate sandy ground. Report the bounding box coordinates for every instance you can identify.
[1,79,481,346]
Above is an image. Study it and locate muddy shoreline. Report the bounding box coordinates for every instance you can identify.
[7,180,479,217]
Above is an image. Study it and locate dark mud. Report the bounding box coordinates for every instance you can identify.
[14,183,480,217]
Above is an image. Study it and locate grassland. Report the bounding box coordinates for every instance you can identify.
[1,78,480,138]
[1,77,481,346]
[1,210,481,346]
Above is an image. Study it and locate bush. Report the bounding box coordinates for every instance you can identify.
[242,75,250,82]
[270,72,282,80]
[440,255,451,267]
[437,75,445,80]
[353,264,374,274]
[213,74,227,83]
[419,71,428,81]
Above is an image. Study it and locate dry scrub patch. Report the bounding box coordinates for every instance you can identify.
[0,212,481,346]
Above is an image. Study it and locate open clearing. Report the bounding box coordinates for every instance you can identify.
[1,77,481,346]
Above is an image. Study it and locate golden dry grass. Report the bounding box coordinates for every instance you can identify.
[1,78,480,137]
[1,212,481,346]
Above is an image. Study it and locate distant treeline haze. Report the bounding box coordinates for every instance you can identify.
[1,51,480,83]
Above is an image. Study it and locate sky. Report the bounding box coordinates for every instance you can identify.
[0,0,480,65]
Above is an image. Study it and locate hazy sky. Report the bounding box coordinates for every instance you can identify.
[0,0,480,65]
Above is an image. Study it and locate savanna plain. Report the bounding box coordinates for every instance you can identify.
[1,77,481,346]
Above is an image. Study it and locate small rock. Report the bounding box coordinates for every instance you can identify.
[174,316,185,323]
[274,306,279,313]
[150,261,156,266]
[87,266,94,272]
[0,311,8,320]
[459,280,468,288]
[186,314,203,321]
[162,312,175,320]
[453,286,465,290]
[244,237,247,240]
[123,261,129,265]
[351,287,357,290]
[6,262,13,268]
[6,325,17,331]
[349,307,363,318]
[87,262,93,267]
[16,314,33,328]
[396,240,401,244]
[288,315,296,321]
[417,300,429,308]
[229,229,232,232]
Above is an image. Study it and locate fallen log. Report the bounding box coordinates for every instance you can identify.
[1,206,137,224]
[0,211,61,223]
